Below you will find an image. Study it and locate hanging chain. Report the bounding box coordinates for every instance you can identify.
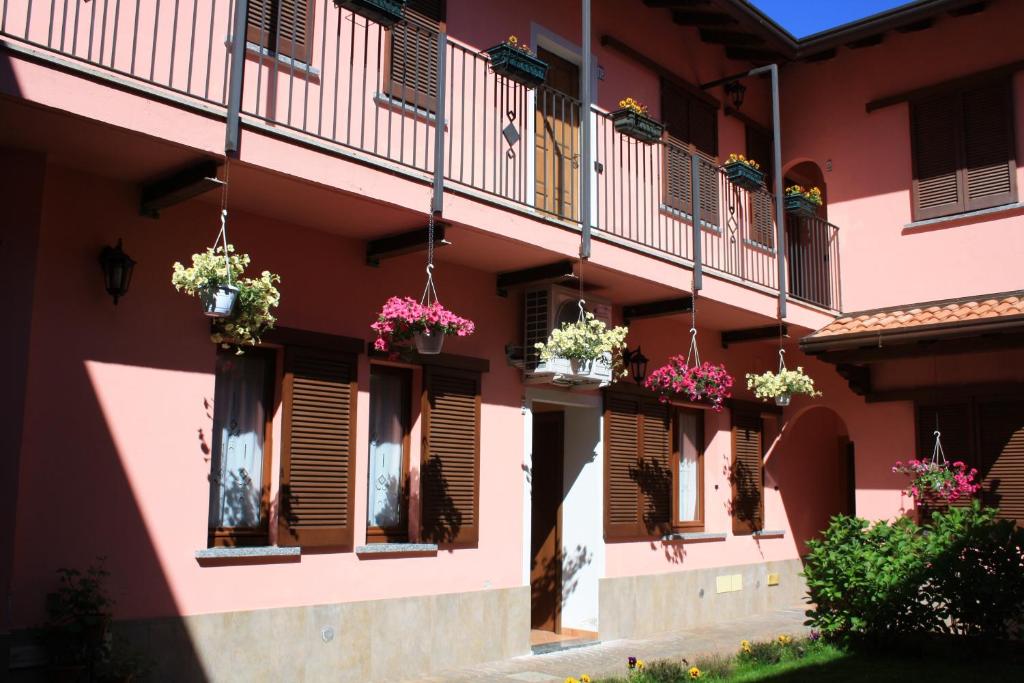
[931,430,947,466]
[686,271,700,367]
[420,210,439,306]
[778,348,787,374]
[214,157,232,287]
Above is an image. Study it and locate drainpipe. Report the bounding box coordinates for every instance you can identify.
[579,0,593,259]
[431,30,449,215]
[224,0,249,155]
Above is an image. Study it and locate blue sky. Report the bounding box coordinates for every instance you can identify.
[749,0,916,38]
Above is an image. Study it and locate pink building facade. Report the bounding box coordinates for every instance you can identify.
[1,1,1021,680]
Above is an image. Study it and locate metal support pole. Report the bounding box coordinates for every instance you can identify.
[431,30,449,215]
[579,0,592,258]
[690,155,703,291]
[224,0,249,155]
[767,63,787,319]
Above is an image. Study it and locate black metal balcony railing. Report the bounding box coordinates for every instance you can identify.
[0,0,842,312]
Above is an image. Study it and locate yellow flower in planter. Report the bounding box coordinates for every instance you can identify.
[740,639,752,653]
[778,634,793,646]
[618,97,648,115]
[688,666,702,679]
[564,678,579,683]
[581,676,592,683]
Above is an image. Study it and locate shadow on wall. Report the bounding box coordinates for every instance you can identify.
[768,407,853,556]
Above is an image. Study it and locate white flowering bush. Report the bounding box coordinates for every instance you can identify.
[745,367,820,401]
[171,245,281,351]
[535,312,629,364]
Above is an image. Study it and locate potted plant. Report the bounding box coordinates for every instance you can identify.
[533,312,629,385]
[333,0,407,27]
[371,296,475,355]
[723,153,766,192]
[745,366,820,407]
[784,185,822,218]
[892,459,980,506]
[644,356,733,411]
[485,36,548,88]
[611,98,664,143]
[171,245,282,351]
[45,560,114,679]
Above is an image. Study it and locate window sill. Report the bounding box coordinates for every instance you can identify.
[904,202,1024,230]
[243,42,321,80]
[195,546,300,562]
[742,238,776,255]
[658,204,721,233]
[661,531,727,543]
[752,529,785,539]
[373,92,445,126]
[356,543,439,556]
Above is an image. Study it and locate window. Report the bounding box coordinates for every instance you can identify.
[910,78,1017,221]
[673,409,705,529]
[208,349,276,547]
[384,0,446,112]
[367,366,411,542]
[746,124,775,248]
[661,78,720,226]
[246,0,316,64]
[731,408,764,535]
[916,397,1024,525]
[421,365,481,547]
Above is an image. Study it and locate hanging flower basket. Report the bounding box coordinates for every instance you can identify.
[892,459,980,505]
[534,311,629,385]
[723,154,766,192]
[644,356,733,411]
[784,185,822,218]
[611,98,664,143]
[171,245,281,351]
[486,37,548,88]
[371,296,475,355]
[333,0,407,27]
[745,366,820,407]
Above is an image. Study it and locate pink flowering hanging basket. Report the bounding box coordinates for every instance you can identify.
[643,356,734,411]
[371,296,475,354]
[891,459,980,506]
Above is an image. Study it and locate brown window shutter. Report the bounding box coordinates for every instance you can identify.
[746,125,775,247]
[386,0,446,112]
[421,365,480,547]
[911,94,965,220]
[604,394,642,539]
[663,136,692,213]
[660,79,719,225]
[962,81,1017,211]
[639,399,673,535]
[976,399,1024,525]
[696,149,720,228]
[278,347,358,547]
[731,409,764,535]
[688,98,719,158]
[246,1,315,64]
[660,79,690,141]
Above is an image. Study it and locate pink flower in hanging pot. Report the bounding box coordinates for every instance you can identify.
[371,296,475,352]
[643,355,733,411]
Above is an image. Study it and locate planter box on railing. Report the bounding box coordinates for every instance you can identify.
[724,161,766,192]
[334,0,407,27]
[784,194,819,218]
[531,354,614,387]
[485,44,548,88]
[611,109,664,143]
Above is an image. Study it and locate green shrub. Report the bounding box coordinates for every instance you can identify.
[642,660,687,683]
[803,501,1024,640]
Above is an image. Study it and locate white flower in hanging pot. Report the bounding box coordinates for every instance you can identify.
[745,366,820,404]
[534,309,629,381]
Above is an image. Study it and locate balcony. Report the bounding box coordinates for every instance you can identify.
[0,0,841,312]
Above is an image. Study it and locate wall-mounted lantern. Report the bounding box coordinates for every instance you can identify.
[623,346,649,385]
[99,238,135,305]
[725,81,747,110]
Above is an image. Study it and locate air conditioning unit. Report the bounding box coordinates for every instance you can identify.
[523,284,615,387]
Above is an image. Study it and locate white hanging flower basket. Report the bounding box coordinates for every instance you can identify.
[534,352,615,386]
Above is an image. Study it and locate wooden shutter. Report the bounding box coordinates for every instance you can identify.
[731,409,764,535]
[604,393,672,540]
[977,399,1024,525]
[660,78,719,225]
[747,125,774,247]
[386,0,445,112]
[421,365,480,547]
[663,137,692,212]
[962,81,1017,211]
[279,347,357,547]
[911,94,964,220]
[246,0,315,64]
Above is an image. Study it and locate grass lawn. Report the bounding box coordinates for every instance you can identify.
[596,641,1024,682]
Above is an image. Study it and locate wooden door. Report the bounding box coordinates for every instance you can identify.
[530,410,564,632]
[535,48,580,221]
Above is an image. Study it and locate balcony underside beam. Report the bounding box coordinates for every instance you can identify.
[720,324,788,349]
[496,260,576,297]
[139,160,223,219]
[623,297,694,324]
[366,224,449,267]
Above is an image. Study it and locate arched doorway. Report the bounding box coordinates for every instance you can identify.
[767,407,855,556]
[784,161,833,309]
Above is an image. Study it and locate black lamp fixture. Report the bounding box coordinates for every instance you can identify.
[725,81,747,111]
[623,346,649,385]
[99,238,136,305]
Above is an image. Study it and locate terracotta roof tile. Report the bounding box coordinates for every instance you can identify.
[808,291,1024,339]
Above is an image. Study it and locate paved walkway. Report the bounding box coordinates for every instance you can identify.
[419,606,808,682]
